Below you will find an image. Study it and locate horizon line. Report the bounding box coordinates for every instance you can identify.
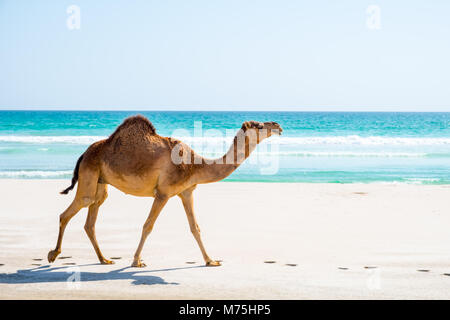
[0,108,450,113]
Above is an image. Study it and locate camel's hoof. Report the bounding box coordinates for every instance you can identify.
[47,250,60,263]
[100,259,115,265]
[131,260,147,268]
[206,260,221,267]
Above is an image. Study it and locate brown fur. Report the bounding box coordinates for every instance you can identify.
[108,114,156,140]
[49,115,283,267]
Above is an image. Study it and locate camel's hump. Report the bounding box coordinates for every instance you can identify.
[108,115,157,139]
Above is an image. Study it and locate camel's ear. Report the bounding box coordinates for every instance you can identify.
[241,122,251,131]
[241,121,263,131]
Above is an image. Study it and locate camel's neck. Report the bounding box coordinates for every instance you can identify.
[192,130,260,184]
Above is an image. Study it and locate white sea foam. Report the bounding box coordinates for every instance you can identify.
[2,135,450,146]
[264,151,428,158]
[403,178,441,184]
[0,136,106,144]
[199,150,429,158]
[178,135,450,146]
[0,170,442,184]
[0,171,72,178]
[270,136,450,146]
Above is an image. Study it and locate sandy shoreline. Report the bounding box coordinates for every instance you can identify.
[1,179,450,299]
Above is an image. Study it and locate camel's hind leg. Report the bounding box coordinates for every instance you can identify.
[84,183,114,265]
[48,169,99,263]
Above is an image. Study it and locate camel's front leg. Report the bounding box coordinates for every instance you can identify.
[132,195,169,268]
[179,189,221,267]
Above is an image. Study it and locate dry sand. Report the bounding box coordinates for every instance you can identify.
[1,179,450,299]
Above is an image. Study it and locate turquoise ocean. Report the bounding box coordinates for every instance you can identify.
[1,111,450,184]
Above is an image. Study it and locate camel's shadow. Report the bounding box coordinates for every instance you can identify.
[0,264,204,286]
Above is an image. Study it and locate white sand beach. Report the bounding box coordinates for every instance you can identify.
[1,179,450,299]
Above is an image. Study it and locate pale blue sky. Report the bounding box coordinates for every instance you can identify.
[1,0,449,111]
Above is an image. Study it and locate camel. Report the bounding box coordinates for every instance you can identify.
[47,115,282,267]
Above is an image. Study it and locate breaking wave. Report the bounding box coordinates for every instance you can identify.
[2,135,450,146]
[0,170,72,178]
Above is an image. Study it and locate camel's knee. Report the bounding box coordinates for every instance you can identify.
[142,223,154,236]
[81,196,95,207]
[84,223,94,235]
[68,196,95,210]
[189,224,200,235]
[59,213,72,226]
[59,214,65,225]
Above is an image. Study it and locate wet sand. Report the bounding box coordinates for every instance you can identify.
[1,180,450,299]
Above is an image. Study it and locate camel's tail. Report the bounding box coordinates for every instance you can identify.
[60,153,84,195]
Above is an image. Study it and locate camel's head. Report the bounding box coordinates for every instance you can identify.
[241,121,283,142]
